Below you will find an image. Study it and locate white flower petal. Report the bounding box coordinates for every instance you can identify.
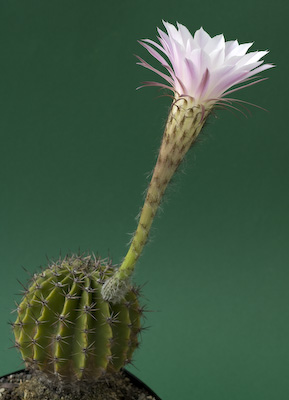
[209,47,225,68]
[176,22,194,46]
[225,40,239,57]
[204,34,225,54]
[244,63,274,79]
[194,27,211,48]
[229,42,254,57]
[162,21,183,45]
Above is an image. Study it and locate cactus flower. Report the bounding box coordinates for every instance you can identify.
[102,22,273,303]
[137,21,273,105]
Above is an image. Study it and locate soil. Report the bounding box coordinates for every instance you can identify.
[0,370,158,400]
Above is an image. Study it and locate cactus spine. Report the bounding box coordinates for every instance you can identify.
[13,254,142,381]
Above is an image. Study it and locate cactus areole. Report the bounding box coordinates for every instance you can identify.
[13,254,142,382]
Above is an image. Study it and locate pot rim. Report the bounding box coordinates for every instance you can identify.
[0,368,161,400]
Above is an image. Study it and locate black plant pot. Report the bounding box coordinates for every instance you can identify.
[124,369,161,399]
[0,368,161,400]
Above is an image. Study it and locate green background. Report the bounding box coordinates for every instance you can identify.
[0,1,288,399]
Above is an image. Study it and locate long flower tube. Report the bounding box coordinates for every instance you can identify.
[101,22,273,303]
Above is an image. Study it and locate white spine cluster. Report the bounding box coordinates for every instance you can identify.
[101,275,131,304]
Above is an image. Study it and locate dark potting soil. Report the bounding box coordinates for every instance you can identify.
[0,370,158,400]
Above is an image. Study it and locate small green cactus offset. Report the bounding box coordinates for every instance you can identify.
[13,254,142,381]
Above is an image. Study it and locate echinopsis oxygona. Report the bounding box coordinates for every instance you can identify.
[12,21,273,384]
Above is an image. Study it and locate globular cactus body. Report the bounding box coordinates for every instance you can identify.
[13,254,142,381]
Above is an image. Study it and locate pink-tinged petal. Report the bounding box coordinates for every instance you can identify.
[244,63,275,78]
[220,97,268,112]
[217,101,251,118]
[211,71,249,98]
[136,81,174,91]
[197,68,210,99]
[142,38,167,54]
[169,37,187,75]
[205,64,239,95]
[184,58,198,83]
[186,48,201,73]
[135,55,175,85]
[223,77,268,97]
[173,75,187,95]
[157,28,173,55]
[138,41,174,75]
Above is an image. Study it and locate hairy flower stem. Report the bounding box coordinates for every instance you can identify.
[102,96,212,302]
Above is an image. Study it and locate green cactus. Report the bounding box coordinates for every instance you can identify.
[13,254,142,382]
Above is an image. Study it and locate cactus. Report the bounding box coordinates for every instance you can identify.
[9,21,272,395]
[13,254,142,382]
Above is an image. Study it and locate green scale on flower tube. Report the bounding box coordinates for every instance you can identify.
[13,254,143,382]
